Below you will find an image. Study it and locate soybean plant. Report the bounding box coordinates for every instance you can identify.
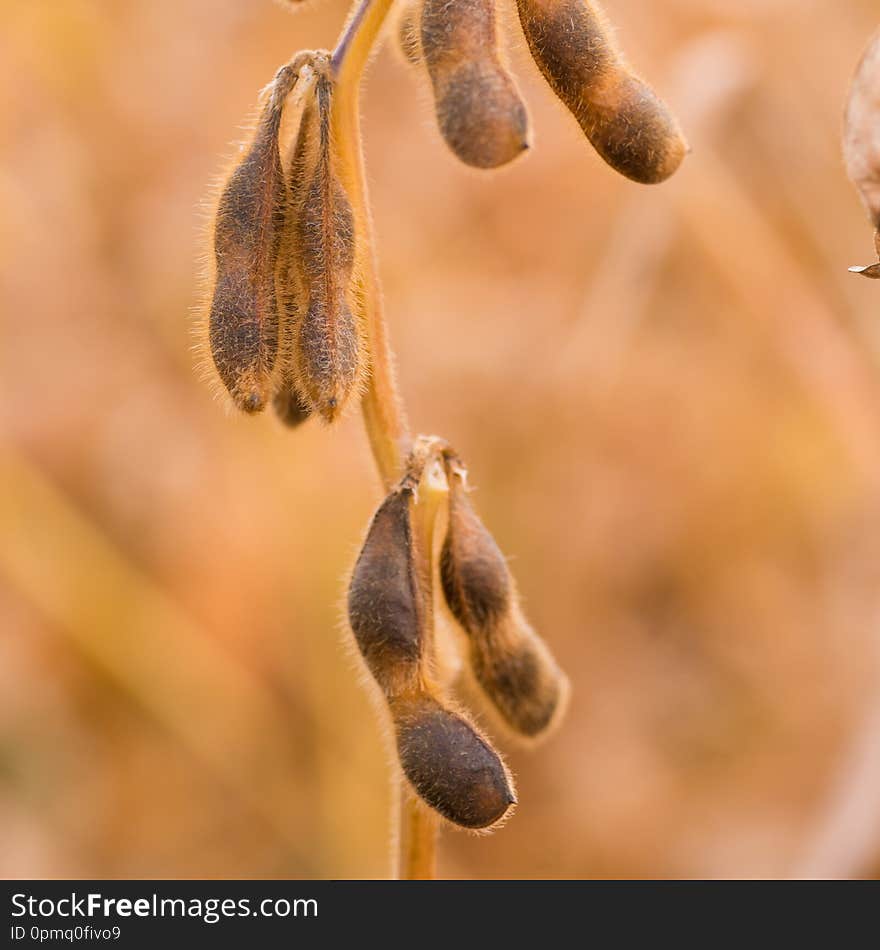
[198,0,686,878]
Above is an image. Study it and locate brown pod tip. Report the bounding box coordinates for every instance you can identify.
[392,693,516,829]
[587,73,687,185]
[470,613,570,738]
[422,0,531,169]
[348,488,423,695]
[515,0,686,184]
[437,62,530,169]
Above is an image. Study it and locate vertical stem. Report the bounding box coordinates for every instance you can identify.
[330,0,436,877]
[404,448,448,878]
[399,791,440,879]
[331,0,410,491]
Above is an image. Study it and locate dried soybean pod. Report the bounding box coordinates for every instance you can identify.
[272,55,323,425]
[421,0,530,169]
[207,64,298,413]
[515,0,686,184]
[396,0,423,66]
[391,692,516,830]
[348,487,424,696]
[348,447,516,831]
[441,466,568,738]
[844,30,880,277]
[292,71,365,421]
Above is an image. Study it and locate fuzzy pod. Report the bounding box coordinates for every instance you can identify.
[272,56,322,428]
[421,0,530,169]
[207,64,298,413]
[844,30,880,228]
[391,692,516,829]
[844,31,880,277]
[515,0,686,184]
[441,474,568,738]
[348,488,425,696]
[287,75,364,422]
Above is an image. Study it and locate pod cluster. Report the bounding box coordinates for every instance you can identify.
[397,0,687,181]
[347,445,567,830]
[205,52,366,420]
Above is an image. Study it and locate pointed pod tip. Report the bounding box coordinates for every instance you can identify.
[316,397,342,424]
[849,262,880,278]
[234,390,267,414]
[394,695,516,830]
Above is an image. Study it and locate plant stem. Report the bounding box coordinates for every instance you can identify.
[398,790,440,879]
[330,0,437,878]
[331,0,410,491]
[403,445,449,878]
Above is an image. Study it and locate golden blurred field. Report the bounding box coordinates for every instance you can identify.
[2,0,880,879]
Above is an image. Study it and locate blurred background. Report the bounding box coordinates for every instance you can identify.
[2,0,880,879]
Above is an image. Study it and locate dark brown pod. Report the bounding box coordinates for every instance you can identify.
[421,0,530,169]
[348,488,424,696]
[289,75,364,421]
[272,57,318,425]
[515,0,686,184]
[208,64,298,413]
[391,692,516,829]
[441,473,568,738]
